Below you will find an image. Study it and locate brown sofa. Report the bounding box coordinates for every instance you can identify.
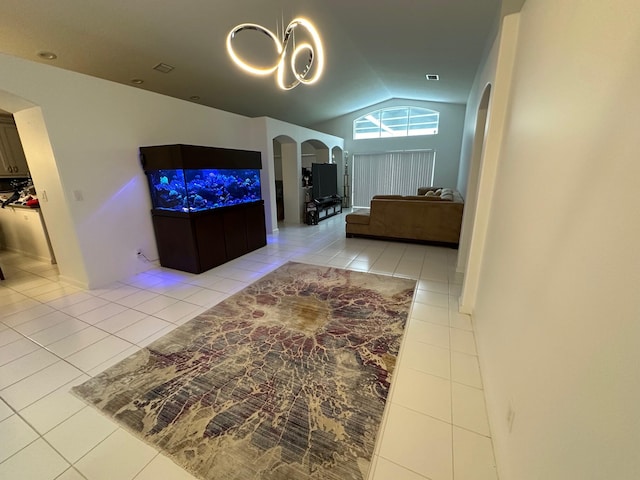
[345,187,464,246]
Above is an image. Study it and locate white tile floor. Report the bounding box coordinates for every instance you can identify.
[0,213,498,480]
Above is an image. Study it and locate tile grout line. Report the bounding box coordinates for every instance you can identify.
[447,276,457,480]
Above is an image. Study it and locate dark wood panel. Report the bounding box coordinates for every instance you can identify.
[140,144,261,170]
[222,208,248,260]
[151,201,266,274]
[245,202,267,251]
[151,215,200,273]
[194,213,227,271]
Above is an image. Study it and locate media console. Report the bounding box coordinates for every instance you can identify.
[306,195,342,224]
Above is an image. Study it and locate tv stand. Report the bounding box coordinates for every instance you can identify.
[312,195,342,222]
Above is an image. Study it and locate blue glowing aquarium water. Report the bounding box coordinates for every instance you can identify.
[147,168,262,212]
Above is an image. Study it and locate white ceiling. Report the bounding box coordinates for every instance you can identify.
[0,0,523,127]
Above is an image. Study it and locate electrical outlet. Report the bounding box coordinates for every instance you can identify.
[507,404,516,433]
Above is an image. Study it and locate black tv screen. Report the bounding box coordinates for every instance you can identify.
[311,163,338,199]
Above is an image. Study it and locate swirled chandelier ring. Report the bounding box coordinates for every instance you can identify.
[226,17,325,90]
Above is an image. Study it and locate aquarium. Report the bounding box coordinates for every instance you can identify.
[147,168,262,212]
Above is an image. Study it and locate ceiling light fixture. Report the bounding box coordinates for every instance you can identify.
[131,78,144,85]
[37,51,57,60]
[425,74,440,81]
[226,17,324,90]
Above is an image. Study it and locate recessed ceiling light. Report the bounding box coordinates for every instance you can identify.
[37,51,57,60]
[153,63,175,73]
[189,96,201,101]
[131,79,144,85]
[425,74,439,81]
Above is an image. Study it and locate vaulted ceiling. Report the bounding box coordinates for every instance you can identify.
[0,0,524,127]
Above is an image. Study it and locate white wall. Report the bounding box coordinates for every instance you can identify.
[0,53,341,287]
[11,104,89,285]
[457,14,520,309]
[0,54,341,288]
[0,53,262,288]
[313,98,465,189]
[469,1,640,478]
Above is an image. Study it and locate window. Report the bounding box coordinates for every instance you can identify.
[351,150,435,208]
[353,107,439,140]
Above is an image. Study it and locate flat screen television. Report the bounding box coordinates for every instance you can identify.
[311,163,338,200]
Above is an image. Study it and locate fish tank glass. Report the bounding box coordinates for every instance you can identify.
[147,168,262,212]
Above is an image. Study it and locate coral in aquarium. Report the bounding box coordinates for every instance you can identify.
[186,169,261,210]
[151,171,187,210]
[148,168,261,212]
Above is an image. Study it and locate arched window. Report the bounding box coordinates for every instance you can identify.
[353,106,439,140]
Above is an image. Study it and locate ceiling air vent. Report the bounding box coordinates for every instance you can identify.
[153,62,175,73]
[425,74,439,81]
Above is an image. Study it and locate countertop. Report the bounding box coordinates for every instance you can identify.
[1,203,40,210]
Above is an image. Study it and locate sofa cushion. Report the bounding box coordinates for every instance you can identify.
[417,187,442,196]
[421,187,454,201]
[345,212,370,225]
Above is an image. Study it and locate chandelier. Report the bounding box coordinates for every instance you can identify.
[226,17,324,90]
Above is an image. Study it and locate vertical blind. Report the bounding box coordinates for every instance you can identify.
[351,150,436,208]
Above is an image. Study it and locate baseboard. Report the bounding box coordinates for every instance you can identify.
[0,246,56,264]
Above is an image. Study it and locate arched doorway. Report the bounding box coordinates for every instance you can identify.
[457,84,492,274]
[0,90,86,284]
[272,135,297,225]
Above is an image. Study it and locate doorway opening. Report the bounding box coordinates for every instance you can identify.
[457,84,492,274]
[0,112,56,266]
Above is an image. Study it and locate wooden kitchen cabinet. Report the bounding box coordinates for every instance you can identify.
[0,206,56,263]
[0,115,30,177]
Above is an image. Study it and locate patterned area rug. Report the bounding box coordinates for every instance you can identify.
[72,262,415,480]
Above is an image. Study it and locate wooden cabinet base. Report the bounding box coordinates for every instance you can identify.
[151,201,266,274]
